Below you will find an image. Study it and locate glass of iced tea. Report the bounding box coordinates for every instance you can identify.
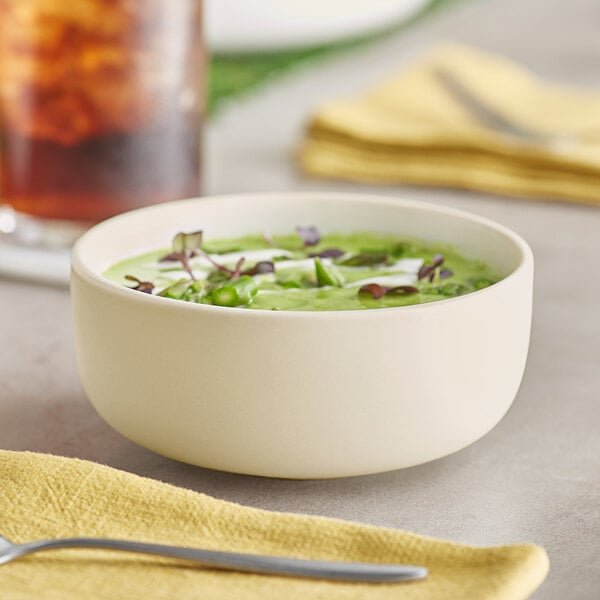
[0,0,203,246]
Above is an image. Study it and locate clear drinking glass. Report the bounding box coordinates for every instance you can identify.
[0,0,203,246]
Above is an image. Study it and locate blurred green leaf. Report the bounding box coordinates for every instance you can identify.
[208,0,465,113]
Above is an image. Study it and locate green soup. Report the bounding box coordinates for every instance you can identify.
[103,230,499,311]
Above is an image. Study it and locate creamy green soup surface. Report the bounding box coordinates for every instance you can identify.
[103,228,500,311]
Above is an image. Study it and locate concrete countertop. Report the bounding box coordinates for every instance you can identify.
[1,0,599,597]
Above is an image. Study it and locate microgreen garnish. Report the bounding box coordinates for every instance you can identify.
[124,275,155,294]
[296,226,321,247]
[202,254,240,278]
[418,253,443,280]
[340,253,388,267]
[358,283,386,299]
[230,257,245,279]
[386,285,420,295]
[418,254,453,283]
[166,231,254,282]
[308,248,345,259]
[358,284,418,299]
[159,230,203,281]
[242,261,275,276]
[314,257,345,287]
[159,252,194,263]
[172,231,202,255]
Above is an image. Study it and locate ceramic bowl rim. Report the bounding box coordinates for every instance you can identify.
[71,191,534,320]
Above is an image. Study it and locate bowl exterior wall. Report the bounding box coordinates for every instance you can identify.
[72,260,532,479]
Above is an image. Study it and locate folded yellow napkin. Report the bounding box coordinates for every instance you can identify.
[299,44,600,205]
[0,450,548,599]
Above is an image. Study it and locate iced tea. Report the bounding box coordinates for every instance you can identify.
[0,0,203,224]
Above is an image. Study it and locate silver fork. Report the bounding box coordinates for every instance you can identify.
[433,66,599,151]
[0,533,427,582]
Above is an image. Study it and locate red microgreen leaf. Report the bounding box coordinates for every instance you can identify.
[165,231,204,281]
[159,251,195,263]
[309,248,345,259]
[168,231,250,283]
[296,225,321,247]
[418,254,446,282]
[124,275,155,294]
[358,283,419,300]
[173,230,203,255]
[418,264,433,281]
[385,285,419,295]
[341,253,388,267]
[243,261,275,276]
[358,284,387,299]
[230,257,246,279]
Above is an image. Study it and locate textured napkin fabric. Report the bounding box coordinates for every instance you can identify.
[0,451,548,599]
[299,44,600,205]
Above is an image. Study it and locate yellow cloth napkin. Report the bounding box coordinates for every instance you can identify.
[299,43,600,205]
[0,450,548,599]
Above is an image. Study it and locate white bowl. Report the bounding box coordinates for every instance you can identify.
[206,0,430,53]
[71,193,533,479]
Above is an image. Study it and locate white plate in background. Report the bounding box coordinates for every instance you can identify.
[0,241,70,287]
[206,0,431,54]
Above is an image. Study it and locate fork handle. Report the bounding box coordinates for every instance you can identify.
[19,537,427,583]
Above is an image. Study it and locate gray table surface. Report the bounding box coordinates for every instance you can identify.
[1,0,599,597]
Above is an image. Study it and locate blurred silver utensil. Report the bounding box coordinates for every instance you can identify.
[0,533,428,582]
[433,66,586,151]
